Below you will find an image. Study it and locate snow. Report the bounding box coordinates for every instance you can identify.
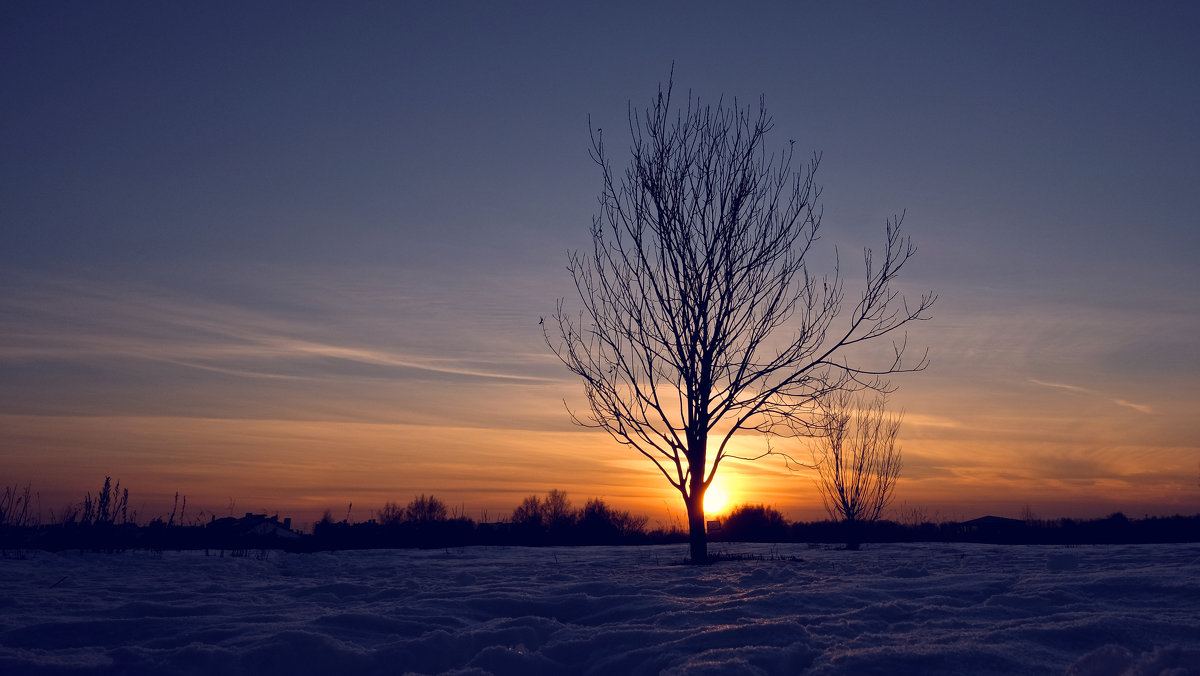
[2,543,1198,674]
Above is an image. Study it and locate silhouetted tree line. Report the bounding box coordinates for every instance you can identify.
[711,506,1200,547]
[309,490,658,550]
[505,490,651,546]
[3,479,1199,553]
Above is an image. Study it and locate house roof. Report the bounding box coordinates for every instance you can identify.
[960,515,1024,527]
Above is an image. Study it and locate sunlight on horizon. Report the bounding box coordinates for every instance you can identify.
[704,479,732,516]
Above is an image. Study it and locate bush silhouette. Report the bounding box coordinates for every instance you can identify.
[720,504,789,542]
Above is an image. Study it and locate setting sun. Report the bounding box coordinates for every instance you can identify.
[704,482,731,515]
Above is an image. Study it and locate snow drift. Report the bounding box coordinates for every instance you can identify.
[2,543,1198,674]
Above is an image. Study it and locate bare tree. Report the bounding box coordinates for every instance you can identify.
[511,489,576,531]
[542,489,575,531]
[402,494,448,523]
[811,392,903,540]
[545,73,934,562]
[511,494,544,528]
[376,501,404,526]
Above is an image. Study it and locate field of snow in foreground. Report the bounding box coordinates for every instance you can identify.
[2,542,1198,675]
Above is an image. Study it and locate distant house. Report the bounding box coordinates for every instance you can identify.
[208,513,299,540]
[960,515,1023,528]
[706,519,721,532]
[957,515,1025,539]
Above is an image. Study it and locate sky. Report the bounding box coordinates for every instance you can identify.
[2,1,1198,528]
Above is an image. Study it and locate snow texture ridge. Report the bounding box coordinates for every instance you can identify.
[1,543,1197,675]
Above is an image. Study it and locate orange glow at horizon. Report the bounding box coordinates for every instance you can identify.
[2,398,1197,530]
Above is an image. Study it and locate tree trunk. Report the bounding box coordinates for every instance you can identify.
[845,518,861,551]
[685,487,707,563]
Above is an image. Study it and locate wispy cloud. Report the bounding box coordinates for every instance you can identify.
[901,413,964,430]
[1114,399,1154,415]
[1028,378,1153,415]
[0,272,549,383]
[1027,378,1089,394]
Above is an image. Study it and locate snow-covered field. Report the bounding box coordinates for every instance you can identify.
[2,542,1198,675]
